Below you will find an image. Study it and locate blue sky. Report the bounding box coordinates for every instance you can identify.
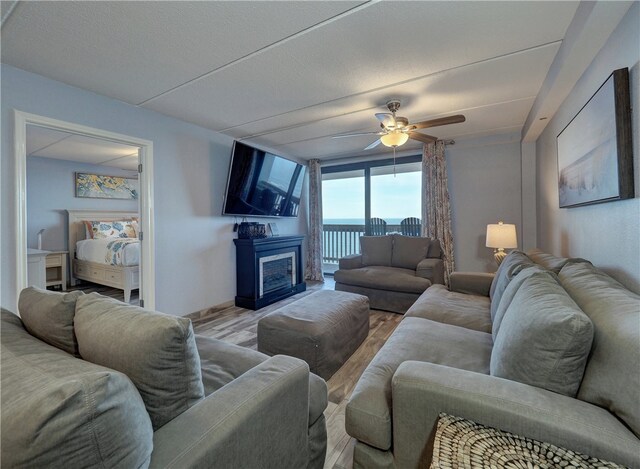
[322,171,421,221]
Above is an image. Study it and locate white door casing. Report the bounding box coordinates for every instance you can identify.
[13,110,156,309]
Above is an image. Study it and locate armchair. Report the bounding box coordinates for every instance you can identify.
[334,235,444,313]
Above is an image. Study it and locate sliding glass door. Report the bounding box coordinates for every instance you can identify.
[370,162,421,235]
[321,169,365,274]
[321,155,422,274]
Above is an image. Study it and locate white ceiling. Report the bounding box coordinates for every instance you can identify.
[26,125,140,171]
[0,1,594,161]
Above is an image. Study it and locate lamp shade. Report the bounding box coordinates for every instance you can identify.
[380,131,409,147]
[486,222,517,249]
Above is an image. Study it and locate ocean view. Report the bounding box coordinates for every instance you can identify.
[323,218,412,225]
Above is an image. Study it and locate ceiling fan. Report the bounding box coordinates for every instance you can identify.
[332,100,465,150]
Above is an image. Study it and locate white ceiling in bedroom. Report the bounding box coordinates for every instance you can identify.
[26,126,140,171]
[0,1,628,161]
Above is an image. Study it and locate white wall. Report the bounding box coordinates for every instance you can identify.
[447,132,524,273]
[536,3,640,293]
[27,157,138,251]
[1,65,308,315]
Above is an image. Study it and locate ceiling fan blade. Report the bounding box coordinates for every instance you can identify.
[375,113,396,128]
[332,131,383,139]
[409,115,466,131]
[364,139,382,150]
[409,132,437,144]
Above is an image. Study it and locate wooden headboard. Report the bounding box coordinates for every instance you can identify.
[67,209,138,258]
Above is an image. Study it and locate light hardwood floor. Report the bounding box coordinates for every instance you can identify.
[191,279,403,469]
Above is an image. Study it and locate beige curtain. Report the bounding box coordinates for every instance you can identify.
[305,159,324,281]
[421,141,455,286]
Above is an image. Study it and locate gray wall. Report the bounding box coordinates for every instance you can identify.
[27,156,138,251]
[447,133,524,273]
[535,3,639,293]
[2,64,308,315]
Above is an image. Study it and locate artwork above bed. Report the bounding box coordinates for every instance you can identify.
[75,172,139,200]
[67,209,140,303]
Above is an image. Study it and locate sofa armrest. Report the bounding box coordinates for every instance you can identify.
[391,361,639,469]
[339,254,363,270]
[149,355,310,469]
[448,272,494,296]
[416,258,444,285]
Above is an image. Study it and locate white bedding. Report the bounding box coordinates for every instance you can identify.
[76,238,140,266]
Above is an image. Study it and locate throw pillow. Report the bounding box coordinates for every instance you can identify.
[489,250,534,321]
[491,274,594,397]
[360,235,392,266]
[18,287,84,357]
[74,293,204,430]
[391,235,430,270]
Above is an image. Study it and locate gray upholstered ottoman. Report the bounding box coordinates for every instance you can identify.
[257,290,370,380]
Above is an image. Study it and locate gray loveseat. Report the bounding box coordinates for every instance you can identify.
[1,288,328,468]
[335,235,444,313]
[345,249,640,468]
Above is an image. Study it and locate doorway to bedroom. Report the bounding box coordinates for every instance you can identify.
[15,112,155,309]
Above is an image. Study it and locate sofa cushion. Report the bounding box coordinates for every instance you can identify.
[405,284,492,333]
[491,274,593,397]
[346,317,492,450]
[195,335,327,425]
[391,235,430,269]
[360,235,392,266]
[559,262,640,437]
[1,309,153,468]
[428,239,442,258]
[526,248,569,273]
[489,250,534,321]
[491,265,549,341]
[75,293,205,430]
[18,287,84,356]
[334,266,431,294]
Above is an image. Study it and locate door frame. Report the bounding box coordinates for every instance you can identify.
[14,110,156,309]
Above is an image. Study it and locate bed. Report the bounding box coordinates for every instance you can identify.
[67,210,140,303]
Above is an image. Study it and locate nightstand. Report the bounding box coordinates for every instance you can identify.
[45,250,68,291]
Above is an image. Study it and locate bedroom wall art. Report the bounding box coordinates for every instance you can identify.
[75,172,139,200]
[556,67,634,208]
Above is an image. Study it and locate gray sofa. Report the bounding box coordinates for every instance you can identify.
[334,235,444,313]
[345,249,640,468]
[1,288,328,468]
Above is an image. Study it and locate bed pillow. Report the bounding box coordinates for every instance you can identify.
[85,220,137,239]
[18,287,84,357]
[74,293,204,430]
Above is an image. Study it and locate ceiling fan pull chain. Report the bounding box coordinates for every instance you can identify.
[393,147,396,177]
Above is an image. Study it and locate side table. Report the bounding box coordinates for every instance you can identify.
[45,250,68,291]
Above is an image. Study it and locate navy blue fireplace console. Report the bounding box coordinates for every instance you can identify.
[233,236,306,310]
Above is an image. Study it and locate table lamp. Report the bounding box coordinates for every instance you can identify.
[486,222,517,266]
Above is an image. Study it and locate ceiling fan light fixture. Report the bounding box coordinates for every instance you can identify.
[380,131,409,147]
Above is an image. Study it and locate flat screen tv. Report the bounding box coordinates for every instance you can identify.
[222,141,306,217]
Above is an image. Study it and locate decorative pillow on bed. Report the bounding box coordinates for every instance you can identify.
[85,220,137,239]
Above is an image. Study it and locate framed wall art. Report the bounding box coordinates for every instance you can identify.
[556,67,634,208]
[75,172,139,200]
